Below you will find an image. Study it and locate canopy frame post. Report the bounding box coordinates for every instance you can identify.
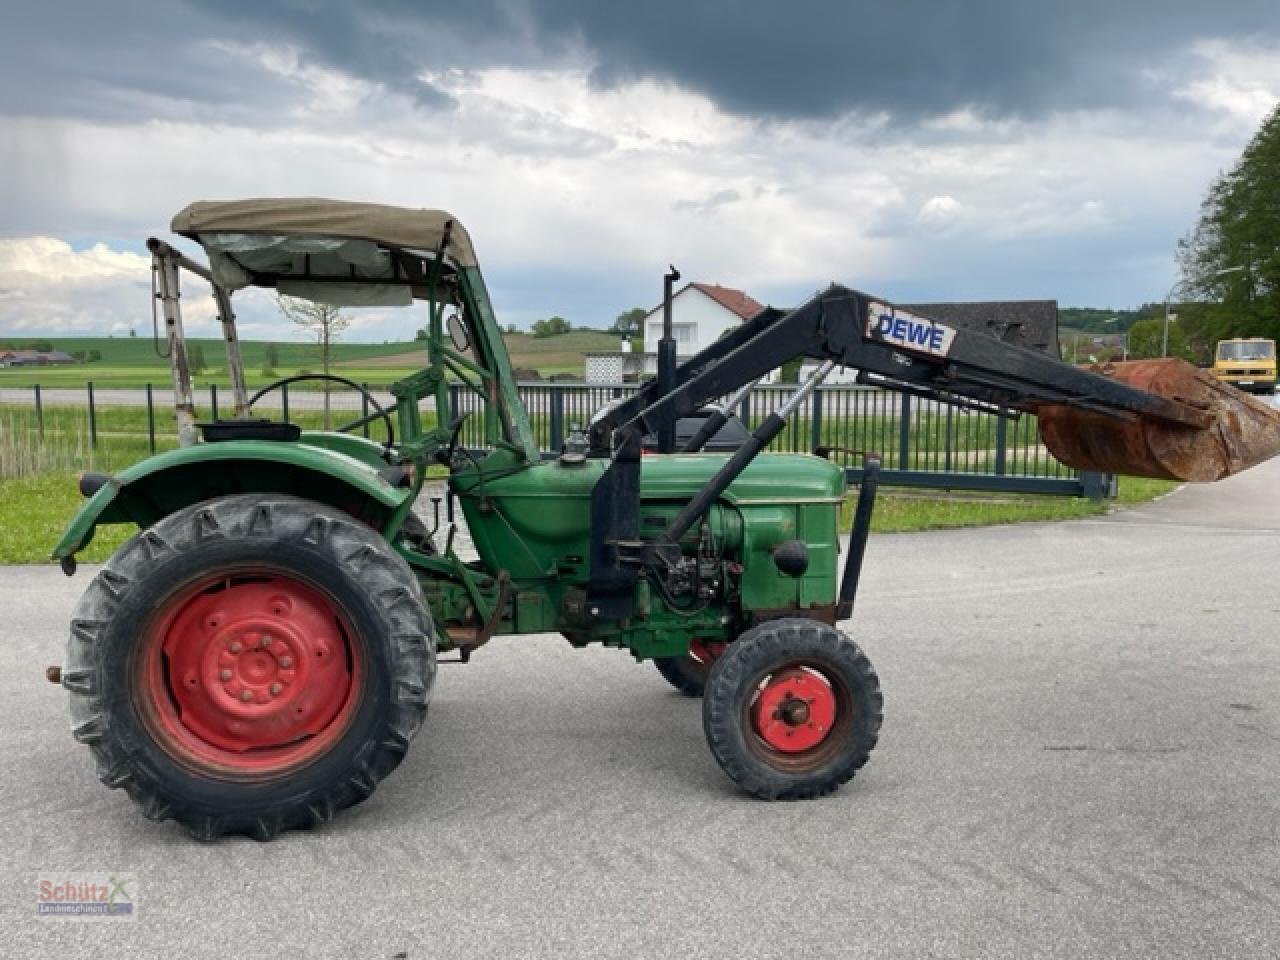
[150,246,199,447]
[212,283,249,418]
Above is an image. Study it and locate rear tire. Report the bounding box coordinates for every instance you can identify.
[653,638,726,697]
[61,494,435,840]
[702,618,881,800]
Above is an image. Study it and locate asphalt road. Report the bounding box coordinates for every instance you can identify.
[4,463,1280,959]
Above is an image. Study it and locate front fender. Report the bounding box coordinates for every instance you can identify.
[53,440,412,561]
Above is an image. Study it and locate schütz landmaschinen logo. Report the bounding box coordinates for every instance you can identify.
[38,874,137,920]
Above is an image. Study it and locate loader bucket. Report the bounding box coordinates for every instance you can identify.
[1037,359,1280,482]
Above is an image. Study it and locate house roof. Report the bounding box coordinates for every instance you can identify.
[689,283,764,320]
[645,282,764,324]
[900,300,1060,358]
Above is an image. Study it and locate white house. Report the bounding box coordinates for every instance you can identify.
[640,282,763,372]
[585,282,768,383]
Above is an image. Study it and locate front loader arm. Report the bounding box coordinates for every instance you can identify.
[585,283,1280,617]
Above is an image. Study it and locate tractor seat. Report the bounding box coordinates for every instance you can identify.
[199,419,301,443]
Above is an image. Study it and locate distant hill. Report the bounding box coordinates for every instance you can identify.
[350,329,620,377]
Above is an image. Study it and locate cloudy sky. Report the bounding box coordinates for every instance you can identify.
[1,1,1278,342]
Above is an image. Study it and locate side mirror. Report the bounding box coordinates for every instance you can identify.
[446,312,470,352]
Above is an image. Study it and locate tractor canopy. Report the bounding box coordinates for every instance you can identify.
[171,198,478,307]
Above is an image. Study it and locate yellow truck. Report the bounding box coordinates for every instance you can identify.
[1213,338,1277,393]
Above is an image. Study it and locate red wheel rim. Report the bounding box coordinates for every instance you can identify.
[750,667,838,753]
[134,573,361,779]
[689,637,727,668]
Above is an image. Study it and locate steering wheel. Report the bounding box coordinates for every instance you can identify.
[248,374,395,453]
[438,412,472,466]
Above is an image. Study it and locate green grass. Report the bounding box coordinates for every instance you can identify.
[0,329,620,387]
[0,471,135,564]
[1,336,417,367]
[850,476,1179,534]
[0,363,424,390]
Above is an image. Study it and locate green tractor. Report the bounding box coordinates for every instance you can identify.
[50,198,1280,840]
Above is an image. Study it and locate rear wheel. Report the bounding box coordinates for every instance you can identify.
[653,638,726,697]
[61,494,434,840]
[702,618,881,800]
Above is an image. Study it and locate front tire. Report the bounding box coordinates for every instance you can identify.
[61,494,435,840]
[702,618,881,800]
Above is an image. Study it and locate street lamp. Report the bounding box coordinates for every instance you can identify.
[1163,265,1245,358]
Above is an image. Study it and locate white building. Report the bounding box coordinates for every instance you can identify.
[585,282,769,383]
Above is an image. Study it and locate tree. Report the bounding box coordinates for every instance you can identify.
[531,315,571,338]
[611,307,647,336]
[276,295,350,428]
[414,326,429,341]
[262,342,280,377]
[777,357,803,383]
[188,342,207,375]
[1178,102,1280,344]
[1125,317,1191,361]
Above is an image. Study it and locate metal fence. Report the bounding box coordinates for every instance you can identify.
[452,381,1111,498]
[6,379,1110,497]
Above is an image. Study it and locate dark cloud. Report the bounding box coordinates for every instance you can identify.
[7,1,1277,126]
[0,1,318,124]
[186,0,1279,120]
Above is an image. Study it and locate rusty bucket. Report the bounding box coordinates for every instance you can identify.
[1037,359,1280,482]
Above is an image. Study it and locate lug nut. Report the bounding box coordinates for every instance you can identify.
[229,641,242,653]
[261,635,272,647]
[240,690,254,702]
[279,656,293,669]
[270,683,282,696]
[219,669,233,681]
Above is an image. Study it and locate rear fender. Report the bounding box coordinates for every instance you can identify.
[53,440,412,561]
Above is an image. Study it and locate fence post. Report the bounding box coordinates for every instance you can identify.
[810,387,824,453]
[898,392,911,469]
[361,382,371,439]
[1080,470,1113,501]
[34,384,44,444]
[145,383,156,453]
[87,381,97,449]
[210,383,218,422]
[739,388,752,426]
[449,383,460,422]
[281,382,290,423]
[943,405,953,472]
[549,387,565,454]
[994,413,1008,476]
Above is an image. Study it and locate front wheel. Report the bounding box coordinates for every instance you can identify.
[61,494,435,840]
[702,618,882,800]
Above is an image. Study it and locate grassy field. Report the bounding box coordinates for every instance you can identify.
[347,330,619,378]
[852,477,1177,534]
[0,330,620,388]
